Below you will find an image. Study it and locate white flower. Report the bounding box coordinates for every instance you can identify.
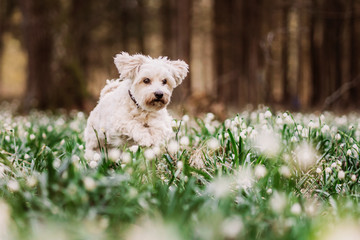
[108,149,121,162]
[221,216,243,238]
[290,203,302,215]
[7,180,20,192]
[176,161,183,170]
[42,133,47,139]
[24,154,30,159]
[4,136,10,142]
[121,152,132,164]
[266,188,273,195]
[338,170,345,180]
[78,145,84,150]
[60,139,65,145]
[270,191,286,213]
[129,145,139,153]
[235,167,254,190]
[89,161,98,169]
[351,174,357,182]
[254,165,267,179]
[83,177,96,191]
[276,117,283,125]
[144,149,155,160]
[316,168,322,174]
[207,176,232,198]
[93,153,101,162]
[294,143,317,170]
[180,136,190,146]
[335,133,341,141]
[26,176,38,188]
[167,140,179,155]
[308,121,315,128]
[331,162,337,168]
[152,146,161,155]
[207,138,220,151]
[347,149,352,156]
[279,166,291,178]
[30,134,36,140]
[182,115,189,123]
[264,110,272,118]
[325,167,332,174]
[53,158,61,168]
[252,130,281,157]
[321,125,330,134]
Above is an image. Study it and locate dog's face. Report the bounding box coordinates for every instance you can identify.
[114,52,188,111]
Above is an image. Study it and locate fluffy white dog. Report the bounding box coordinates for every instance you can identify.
[84,52,188,160]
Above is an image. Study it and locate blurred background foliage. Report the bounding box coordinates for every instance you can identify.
[1,0,360,115]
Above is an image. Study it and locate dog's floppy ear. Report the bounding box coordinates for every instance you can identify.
[168,60,189,87]
[114,52,147,80]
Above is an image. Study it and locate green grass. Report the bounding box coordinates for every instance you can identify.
[0,103,360,239]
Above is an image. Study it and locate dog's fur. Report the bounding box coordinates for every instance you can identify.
[84,52,188,160]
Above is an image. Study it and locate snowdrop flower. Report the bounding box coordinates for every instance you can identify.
[290,203,302,215]
[176,161,183,170]
[270,191,287,213]
[30,134,36,140]
[321,125,330,134]
[7,180,20,192]
[308,121,315,128]
[78,145,84,150]
[129,145,139,153]
[167,140,179,155]
[182,115,189,123]
[338,170,345,180]
[180,136,190,146]
[207,176,232,198]
[290,136,298,143]
[126,217,181,240]
[89,161,98,169]
[294,142,317,170]
[4,136,10,142]
[331,162,337,168]
[276,116,283,125]
[279,166,291,178]
[347,149,352,156]
[92,153,101,162]
[53,158,61,168]
[351,174,357,182]
[301,129,309,138]
[60,139,65,145]
[152,146,161,155]
[26,175,38,188]
[121,152,132,164]
[109,149,121,162]
[316,168,322,174]
[83,177,96,191]
[221,216,243,238]
[235,167,254,190]
[207,138,220,151]
[252,130,281,157]
[266,188,273,195]
[264,110,272,118]
[325,167,332,174]
[24,154,30,159]
[335,133,341,141]
[254,165,267,179]
[144,149,155,160]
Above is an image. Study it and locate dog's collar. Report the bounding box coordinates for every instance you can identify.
[128,90,141,109]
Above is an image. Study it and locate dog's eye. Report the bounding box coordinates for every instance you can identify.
[162,79,167,85]
[143,78,151,84]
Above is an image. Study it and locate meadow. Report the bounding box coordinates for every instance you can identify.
[0,101,360,240]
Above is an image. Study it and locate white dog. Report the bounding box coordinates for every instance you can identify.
[84,52,188,160]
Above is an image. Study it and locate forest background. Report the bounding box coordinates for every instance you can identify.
[1,0,360,117]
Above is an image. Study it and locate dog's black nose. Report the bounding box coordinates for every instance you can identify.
[154,91,163,99]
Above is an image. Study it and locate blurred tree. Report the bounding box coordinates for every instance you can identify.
[19,0,58,110]
[0,0,16,91]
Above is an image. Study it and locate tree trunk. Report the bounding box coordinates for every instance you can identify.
[19,0,57,110]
